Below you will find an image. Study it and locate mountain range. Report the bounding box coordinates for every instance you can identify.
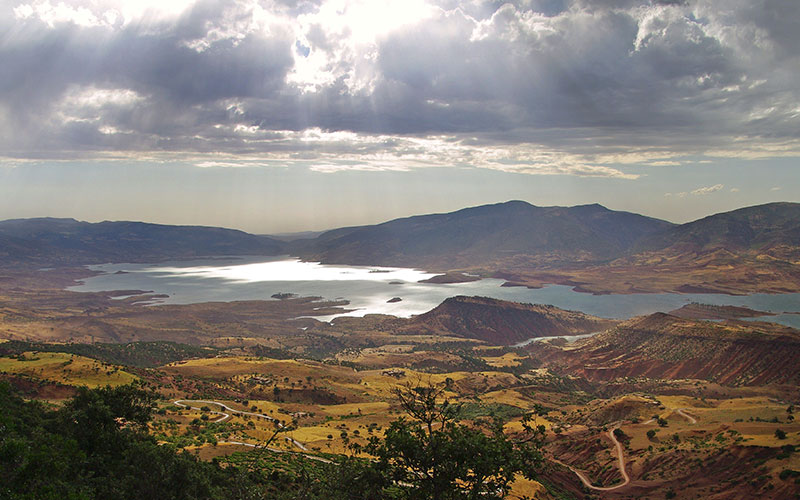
[291,201,675,268]
[1,201,798,294]
[634,202,800,255]
[291,201,800,272]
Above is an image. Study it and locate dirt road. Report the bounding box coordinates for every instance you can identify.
[551,426,630,492]
[174,399,308,451]
[676,408,697,424]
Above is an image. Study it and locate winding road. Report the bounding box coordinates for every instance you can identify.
[174,398,700,493]
[173,399,308,451]
[551,426,630,492]
[555,407,699,491]
[676,408,697,424]
[643,407,697,425]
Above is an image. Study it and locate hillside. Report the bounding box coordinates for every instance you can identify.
[0,218,286,266]
[293,200,674,269]
[634,202,800,257]
[395,296,617,345]
[530,313,800,386]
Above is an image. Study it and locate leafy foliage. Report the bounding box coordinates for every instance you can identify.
[0,381,264,500]
[364,381,545,500]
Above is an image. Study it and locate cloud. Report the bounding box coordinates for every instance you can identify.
[691,184,724,195]
[666,183,724,197]
[647,160,683,166]
[1,0,799,175]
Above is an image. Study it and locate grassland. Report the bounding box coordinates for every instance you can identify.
[0,351,137,388]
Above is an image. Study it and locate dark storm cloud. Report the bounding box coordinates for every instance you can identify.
[0,0,296,154]
[1,0,798,173]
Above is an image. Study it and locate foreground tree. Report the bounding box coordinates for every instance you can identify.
[365,380,546,500]
[0,381,268,500]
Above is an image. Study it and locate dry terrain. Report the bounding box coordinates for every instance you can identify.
[1,266,799,499]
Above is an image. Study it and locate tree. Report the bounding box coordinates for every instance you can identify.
[0,381,264,500]
[58,382,157,456]
[775,429,787,440]
[364,380,545,500]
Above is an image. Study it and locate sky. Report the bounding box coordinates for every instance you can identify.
[0,0,798,233]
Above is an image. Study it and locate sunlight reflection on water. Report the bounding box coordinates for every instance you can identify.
[70,257,800,327]
[149,259,437,283]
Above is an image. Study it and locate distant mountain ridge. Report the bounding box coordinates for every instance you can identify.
[1,202,798,287]
[292,200,675,269]
[0,217,286,266]
[633,202,800,256]
[637,202,800,251]
[284,200,799,294]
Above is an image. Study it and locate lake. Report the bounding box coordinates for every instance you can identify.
[69,256,800,328]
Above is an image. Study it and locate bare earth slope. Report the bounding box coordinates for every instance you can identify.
[530,313,800,385]
[668,303,774,320]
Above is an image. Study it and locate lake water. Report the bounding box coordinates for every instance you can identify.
[69,256,800,328]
